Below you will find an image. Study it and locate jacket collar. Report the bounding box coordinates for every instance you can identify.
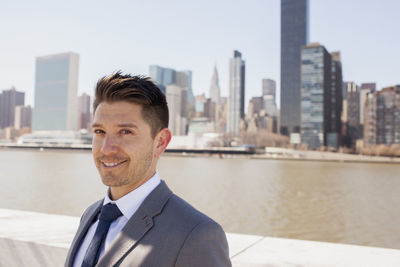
[97,180,172,266]
[65,199,103,267]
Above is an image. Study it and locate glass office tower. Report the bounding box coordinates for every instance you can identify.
[280,0,309,136]
[227,50,245,136]
[33,52,79,131]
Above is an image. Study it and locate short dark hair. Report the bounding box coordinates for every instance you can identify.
[93,71,169,138]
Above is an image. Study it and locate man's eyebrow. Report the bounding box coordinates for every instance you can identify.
[117,123,138,128]
[91,123,138,128]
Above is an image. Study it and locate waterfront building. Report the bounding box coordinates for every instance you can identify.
[148,65,176,94]
[166,85,187,136]
[14,105,32,130]
[359,83,376,126]
[300,43,330,149]
[78,93,91,130]
[328,52,343,148]
[0,87,25,129]
[364,85,400,147]
[33,52,79,131]
[376,86,400,146]
[345,82,361,146]
[363,92,377,147]
[17,130,92,145]
[300,43,342,149]
[280,0,309,136]
[227,50,245,136]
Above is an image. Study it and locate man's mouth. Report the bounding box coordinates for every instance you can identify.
[100,160,127,168]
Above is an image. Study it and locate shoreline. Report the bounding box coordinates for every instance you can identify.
[1,143,399,164]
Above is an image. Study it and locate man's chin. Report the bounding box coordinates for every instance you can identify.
[100,174,123,187]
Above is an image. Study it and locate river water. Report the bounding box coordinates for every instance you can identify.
[1,148,399,249]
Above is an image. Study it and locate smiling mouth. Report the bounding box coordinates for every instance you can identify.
[101,160,127,168]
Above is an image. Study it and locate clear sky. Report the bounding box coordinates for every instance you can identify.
[0,0,399,108]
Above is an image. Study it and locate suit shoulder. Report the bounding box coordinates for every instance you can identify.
[174,210,231,266]
[162,194,231,266]
[165,194,217,225]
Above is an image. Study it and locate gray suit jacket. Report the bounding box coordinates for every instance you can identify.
[65,181,231,267]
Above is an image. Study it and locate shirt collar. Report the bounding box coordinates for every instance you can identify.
[103,172,161,220]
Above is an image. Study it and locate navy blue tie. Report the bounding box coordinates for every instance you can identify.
[82,203,123,267]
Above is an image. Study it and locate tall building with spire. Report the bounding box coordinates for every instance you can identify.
[209,65,221,105]
[280,0,309,136]
[227,50,245,135]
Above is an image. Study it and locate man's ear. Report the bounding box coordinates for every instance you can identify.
[154,128,172,157]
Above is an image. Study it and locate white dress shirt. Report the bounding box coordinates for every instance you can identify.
[73,173,161,267]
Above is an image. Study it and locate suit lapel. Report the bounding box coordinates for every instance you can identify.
[65,199,103,267]
[97,181,173,267]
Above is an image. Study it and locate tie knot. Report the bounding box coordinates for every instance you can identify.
[99,203,123,222]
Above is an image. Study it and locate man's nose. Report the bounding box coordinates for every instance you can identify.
[100,135,119,155]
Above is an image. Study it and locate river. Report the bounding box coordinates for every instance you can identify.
[1,148,399,249]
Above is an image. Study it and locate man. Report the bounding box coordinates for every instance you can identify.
[65,72,231,267]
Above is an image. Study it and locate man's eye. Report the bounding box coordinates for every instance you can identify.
[94,129,105,134]
[120,129,132,135]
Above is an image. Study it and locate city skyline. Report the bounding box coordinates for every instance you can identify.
[0,0,399,108]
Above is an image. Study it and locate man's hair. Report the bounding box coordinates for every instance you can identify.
[93,71,169,138]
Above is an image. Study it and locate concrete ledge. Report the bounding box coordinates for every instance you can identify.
[1,208,400,266]
[229,236,400,267]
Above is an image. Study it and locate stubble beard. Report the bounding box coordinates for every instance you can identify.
[97,149,154,189]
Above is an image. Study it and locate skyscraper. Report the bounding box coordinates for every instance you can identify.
[262,79,277,116]
[166,85,186,136]
[209,65,221,105]
[33,52,79,131]
[376,86,400,146]
[364,85,400,147]
[329,51,343,147]
[280,0,309,136]
[300,43,330,149]
[148,65,176,94]
[209,65,222,125]
[227,50,245,135]
[300,43,342,149]
[262,79,276,98]
[359,83,376,126]
[0,87,25,129]
[363,92,377,147]
[78,93,91,130]
[149,65,193,135]
[14,105,32,129]
[346,82,361,145]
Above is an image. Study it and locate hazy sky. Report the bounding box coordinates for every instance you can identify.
[0,0,399,107]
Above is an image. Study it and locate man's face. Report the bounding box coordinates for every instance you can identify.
[92,101,160,200]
